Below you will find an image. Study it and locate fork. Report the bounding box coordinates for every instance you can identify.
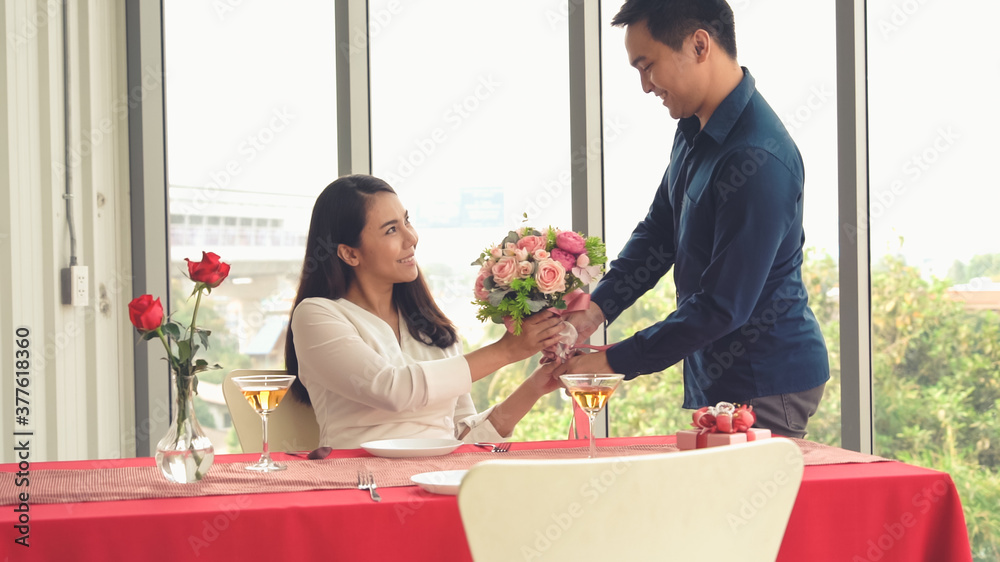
[474,442,512,453]
[357,470,381,502]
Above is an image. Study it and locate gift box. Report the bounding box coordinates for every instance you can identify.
[676,430,707,450]
[706,432,747,447]
[677,402,772,450]
[675,428,771,450]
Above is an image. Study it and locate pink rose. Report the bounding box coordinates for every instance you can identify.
[489,246,502,259]
[576,253,590,267]
[517,261,534,278]
[550,248,577,272]
[504,243,518,256]
[533,249,550,260]
[516,235,547,255]
[534,259,566,294]
[514,248,528,262]
[474,270,491,301]
[556,231,587,255]
[492,256,517,286]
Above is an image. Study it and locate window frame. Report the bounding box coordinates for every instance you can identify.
[132,0,874,453]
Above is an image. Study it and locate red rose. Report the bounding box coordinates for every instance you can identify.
[185,251,231,288]
[128,295,164,332]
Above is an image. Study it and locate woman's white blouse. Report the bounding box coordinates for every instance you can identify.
[290,297,508,448]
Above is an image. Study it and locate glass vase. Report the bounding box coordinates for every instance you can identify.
[155,372,214,483]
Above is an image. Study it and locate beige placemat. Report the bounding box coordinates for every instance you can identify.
[0,439,889,506]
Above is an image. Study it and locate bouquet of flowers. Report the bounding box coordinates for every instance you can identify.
[471,225,606,340]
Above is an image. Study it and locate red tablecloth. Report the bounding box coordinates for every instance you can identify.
[0,436,972,562]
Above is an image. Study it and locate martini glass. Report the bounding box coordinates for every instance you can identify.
[559,374,625,458]
[231,374,296,472]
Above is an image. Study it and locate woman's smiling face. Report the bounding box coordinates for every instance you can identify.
[348,191,420,286]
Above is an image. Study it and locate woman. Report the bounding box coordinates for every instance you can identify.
[286,175,567,448]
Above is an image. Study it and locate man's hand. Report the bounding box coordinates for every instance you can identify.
[562,301,606,345]
[563,350,614,375]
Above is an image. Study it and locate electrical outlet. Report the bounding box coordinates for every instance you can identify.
[61,265,89,306]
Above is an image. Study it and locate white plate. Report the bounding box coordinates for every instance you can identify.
[411,470,468,495]
[360,438,463,458]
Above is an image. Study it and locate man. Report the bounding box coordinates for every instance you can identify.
[565,0,829,438]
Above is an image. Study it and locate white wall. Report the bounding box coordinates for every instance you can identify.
[1,0,135,462]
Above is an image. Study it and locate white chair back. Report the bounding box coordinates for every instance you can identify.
[222,369,320,453]
[457,438,803,562]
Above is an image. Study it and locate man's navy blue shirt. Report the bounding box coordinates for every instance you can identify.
[592,69,830,409]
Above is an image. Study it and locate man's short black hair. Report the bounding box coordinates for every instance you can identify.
[611,0,738,60]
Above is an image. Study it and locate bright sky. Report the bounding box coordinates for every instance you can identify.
[164,0,1000,287]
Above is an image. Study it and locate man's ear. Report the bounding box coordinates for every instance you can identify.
[692,29,711,60]
[337,244,360,267]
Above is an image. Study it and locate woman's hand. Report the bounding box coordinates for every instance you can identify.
[498,311,565,363]
[486,357,573,437]
[465,312,568,383]
[525,359,572,396]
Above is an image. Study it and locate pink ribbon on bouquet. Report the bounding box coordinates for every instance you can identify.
[503,290,613,363]
[545,289,613,362]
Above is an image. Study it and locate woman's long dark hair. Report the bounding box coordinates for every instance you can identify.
[286,175,457,405]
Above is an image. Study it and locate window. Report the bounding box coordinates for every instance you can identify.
[867,1,1000,556]
[163,1,337,453]
[369,0,573,439]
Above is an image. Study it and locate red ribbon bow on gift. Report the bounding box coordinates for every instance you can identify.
[691,402,757,434]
